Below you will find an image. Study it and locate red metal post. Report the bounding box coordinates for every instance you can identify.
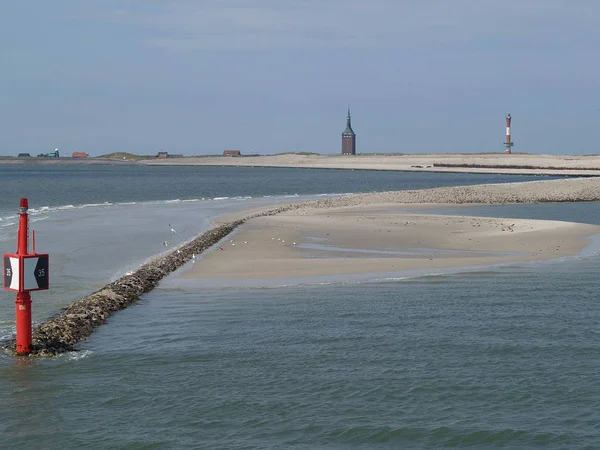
[15,198,31,355]
[15,291,32,354]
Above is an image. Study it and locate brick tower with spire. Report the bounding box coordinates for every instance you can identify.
[341,108,356,155]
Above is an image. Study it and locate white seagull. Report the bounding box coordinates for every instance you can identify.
[169,224,177,233]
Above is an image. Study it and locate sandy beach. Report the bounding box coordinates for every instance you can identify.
[181,177,600,281]
[182,207,599,280]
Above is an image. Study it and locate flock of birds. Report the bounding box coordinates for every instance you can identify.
[220,237,297,249]
[162,222,298,265]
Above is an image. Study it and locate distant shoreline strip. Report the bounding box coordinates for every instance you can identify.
[432,163,600,172]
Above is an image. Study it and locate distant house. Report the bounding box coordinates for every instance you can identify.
[37,149,60,158]
[72,152,89,158]
[17,153,31,157]
[223,150,242,157]
[157,151,169,159]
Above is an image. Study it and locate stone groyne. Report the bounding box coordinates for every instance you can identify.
[6,177,600,356]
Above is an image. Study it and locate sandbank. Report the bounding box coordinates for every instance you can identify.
[181,205,600,281]
[179,177,600,282]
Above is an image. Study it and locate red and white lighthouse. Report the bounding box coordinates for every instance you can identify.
[504,113,514,154]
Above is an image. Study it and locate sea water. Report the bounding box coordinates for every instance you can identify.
[0,164,597,449]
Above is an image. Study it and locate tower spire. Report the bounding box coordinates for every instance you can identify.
[341,107,356,155]
[343,107,354,135]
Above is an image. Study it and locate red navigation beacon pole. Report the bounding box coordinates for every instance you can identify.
[15,199,32,354]
[3,198,49,355]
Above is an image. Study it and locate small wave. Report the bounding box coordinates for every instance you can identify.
[315,192,354,197]
[63,350,94,361]
[0,325,16,341]
[0,219,17,228]
[212,197,230,201]
[30,215,49,223]
[79,202,114,208]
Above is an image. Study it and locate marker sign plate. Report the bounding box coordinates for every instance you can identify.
[3,254,49,292]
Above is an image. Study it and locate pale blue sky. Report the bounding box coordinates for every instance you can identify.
[1,1,599,156]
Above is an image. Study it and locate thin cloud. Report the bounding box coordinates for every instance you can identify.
[59,1,600,51]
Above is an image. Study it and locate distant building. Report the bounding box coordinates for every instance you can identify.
[341,108,356,155]
[37,149,60,158]
[157,151,169,159]
[17,153,31,157]
[72,152,89,158]
[223,150,242,157]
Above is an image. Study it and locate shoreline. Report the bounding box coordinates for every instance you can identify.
[3,153,600,176]
[139,154,600,177]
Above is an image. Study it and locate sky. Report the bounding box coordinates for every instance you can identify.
[1,1,599,157]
